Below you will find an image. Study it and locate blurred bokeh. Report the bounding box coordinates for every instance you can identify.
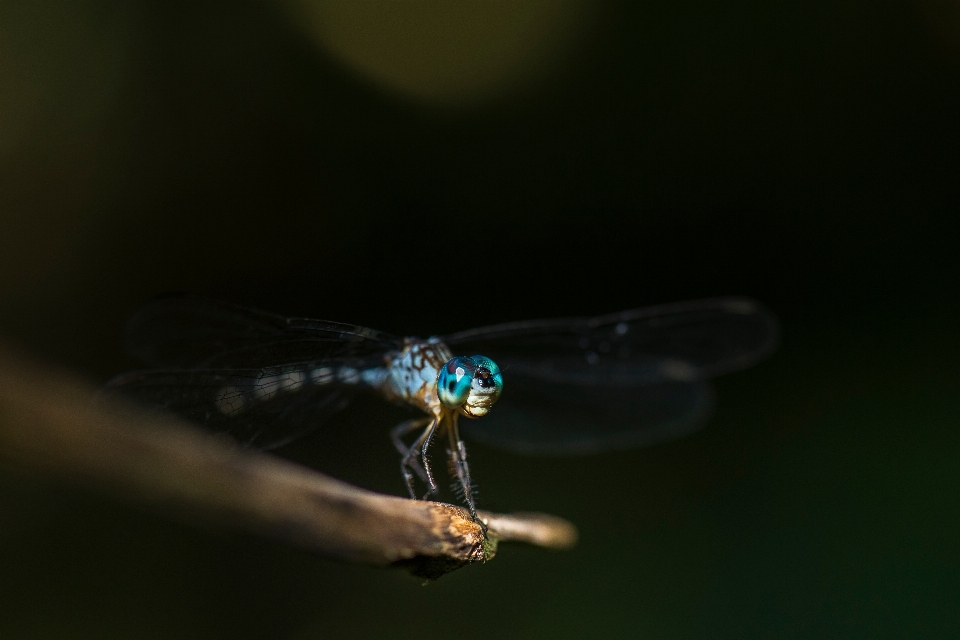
[1,0,958,637]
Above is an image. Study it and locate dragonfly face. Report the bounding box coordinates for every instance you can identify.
[437,355,503,418]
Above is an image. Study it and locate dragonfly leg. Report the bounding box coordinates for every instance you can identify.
[391,417,430,497]
[401,417,439,500]
[419,418,438,499]
[391,417,429,456]
[447,413,478,519]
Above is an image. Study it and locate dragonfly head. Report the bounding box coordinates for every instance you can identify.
[437,355,503,418]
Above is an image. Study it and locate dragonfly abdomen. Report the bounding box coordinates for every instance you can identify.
[214,364,388,417]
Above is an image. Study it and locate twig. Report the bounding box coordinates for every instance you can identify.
[0,341,577,579]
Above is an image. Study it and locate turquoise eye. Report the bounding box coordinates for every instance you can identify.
[438,356,479,409]
[469,355,499,375]
[469,355,503,393]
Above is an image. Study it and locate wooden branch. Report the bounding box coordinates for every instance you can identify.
[0,341,577,579]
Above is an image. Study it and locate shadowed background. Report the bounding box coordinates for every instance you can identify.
[1,0,958,637]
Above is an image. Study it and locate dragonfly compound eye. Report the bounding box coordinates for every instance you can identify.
[438,356,478,409]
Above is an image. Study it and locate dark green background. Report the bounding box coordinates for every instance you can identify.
[1,1,958,637]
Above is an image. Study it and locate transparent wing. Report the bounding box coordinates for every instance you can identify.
[460,374,714,455]
[448,297,775,454]
[443,297,778,386]
[122,295,402,368]
[102,363,364,449]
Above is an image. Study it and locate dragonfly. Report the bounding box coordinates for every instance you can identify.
[104,295,778,518]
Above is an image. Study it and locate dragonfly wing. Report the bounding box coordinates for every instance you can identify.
[460,374,714,455]
[102,364,363,450]
[123,295,402,368]
[443,297,778,386]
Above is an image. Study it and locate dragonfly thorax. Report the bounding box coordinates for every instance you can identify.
[380,338,452,415]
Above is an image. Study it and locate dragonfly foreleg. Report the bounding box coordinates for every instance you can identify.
[447,413,478,519]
